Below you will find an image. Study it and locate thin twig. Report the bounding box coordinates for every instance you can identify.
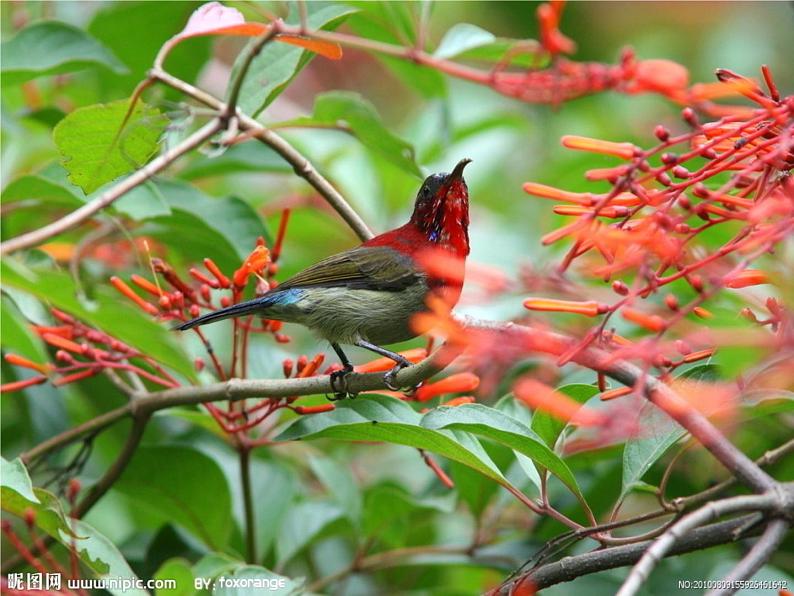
[1,119,223,255]
[223,24,280,122]
[239,446,257,564]
[617,491,788,596]
[149,68,374,242]
[708,518,790,596]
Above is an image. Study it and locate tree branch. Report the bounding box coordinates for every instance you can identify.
[20,344,455,464]
[149,67,374,242]
[505,514,767,591]
[0,119,223,256]
[709,518,790,596]
[617,490,791,596]
[457,316,777,495]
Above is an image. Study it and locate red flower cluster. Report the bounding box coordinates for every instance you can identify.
[521,66,792,381]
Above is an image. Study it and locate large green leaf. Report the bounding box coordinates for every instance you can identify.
[178,143,291,180]
[276,499,345,565]
[89,2,210,96]
[287,92,422,177]
[138,179,268,273]
[1,260,196,381]
[53,99,168,194]
[1,171,84,209]
[421,404,586,504]
[66,519,148,596]
[0,457,76,541]
[1,21,126,85]
[434,23,496,59]
[531,384,600,449]
[114,446,232,549]
[309,455,362,525]
[620,365,720,499]
[277,395,509,488]
[234,4,357,117]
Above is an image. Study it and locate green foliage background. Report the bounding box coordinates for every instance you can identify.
[1,2,792,594]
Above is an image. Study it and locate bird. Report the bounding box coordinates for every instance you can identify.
[177,158,472,395]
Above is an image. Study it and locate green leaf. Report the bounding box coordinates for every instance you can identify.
[53,99,168,194]
[89,2,210,97]
[1,21,126,85]
[434,23,496,59]
[276,499,344,565]
[277,395,509,488]
[179,143,291,180]
[620,363,722,499]
[65,519,148,596]
[0,457,76,540]
[112,181,171,221]
[1,456,39,502]
[1,260,196,382]
[234,3,357,117]
[1,298,48,362]
[347,12,446,99]
[212,566,303,596]
[309,456,362,525]
[139,179,268,273]
[531,384,600,449]
[1,172,84,209]
[154,558,195,596]
[421,404,586,505]
[115,446,232,549]
[289,91,422,177]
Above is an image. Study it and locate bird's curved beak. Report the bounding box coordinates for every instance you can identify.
[448,158,472,182]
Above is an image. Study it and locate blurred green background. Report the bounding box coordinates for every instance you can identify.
[2,2,792,594]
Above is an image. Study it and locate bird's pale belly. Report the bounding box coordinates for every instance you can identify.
[270,285,429,346]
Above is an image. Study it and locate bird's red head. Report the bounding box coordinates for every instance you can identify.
[409,158,472,258]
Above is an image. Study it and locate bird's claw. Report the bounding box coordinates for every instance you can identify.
[383,361,412,391]
[329,367,356,401]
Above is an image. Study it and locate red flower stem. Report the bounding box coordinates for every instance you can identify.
[1,522,48,573]
[419,449,454,489]
[192,327,227,381]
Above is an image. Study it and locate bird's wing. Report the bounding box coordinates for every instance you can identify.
[279,246,422,292]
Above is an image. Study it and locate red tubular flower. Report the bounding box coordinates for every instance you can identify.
[415,372,480,402]
[524,298,607,317]
[600,386,633,402]
[294,403,336,415]
[1,376,48,393]
[537,0,576,56]
[561,135,638,159]
[41,333,84,354]
[4,353,52,374]
[233,245,271,288]
[130,274,161,297]
[514,378,603,425]
[110,276,159,315]
[203,258,231,289]
[355,348,427,373]
[621,308,665,332]
[725,269,770,288]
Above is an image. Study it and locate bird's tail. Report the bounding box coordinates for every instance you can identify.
[175,293,282,331]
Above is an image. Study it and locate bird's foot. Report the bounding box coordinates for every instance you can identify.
[383,359,412,391]
[328,366,356,401]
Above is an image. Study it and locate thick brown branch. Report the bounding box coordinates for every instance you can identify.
[507,514,767,591]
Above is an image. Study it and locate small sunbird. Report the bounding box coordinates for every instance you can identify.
[178,159,472,394]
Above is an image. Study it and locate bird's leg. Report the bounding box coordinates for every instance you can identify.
[328,342,355,400]
[354,340,413,391]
